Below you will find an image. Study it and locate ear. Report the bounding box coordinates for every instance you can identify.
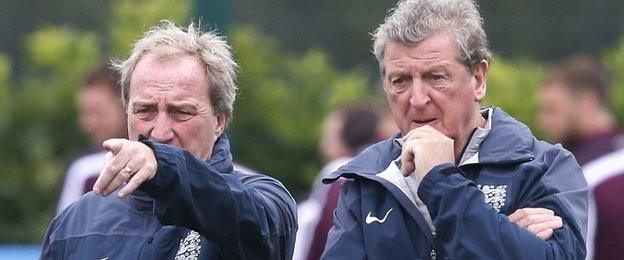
[472,60,489,102]
[215,112,228,137]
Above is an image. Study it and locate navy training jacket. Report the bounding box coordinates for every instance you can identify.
[40,135,298,259]
[322,108,588,259]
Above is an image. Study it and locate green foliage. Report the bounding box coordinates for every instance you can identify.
[229,27,375,197]
[484,56,546,135]
[109,0,191,56]
[0,55,10,131]
[26,27,101,78]
[0,0,192,243]
[0,27,100,242]
[603,37,624,128]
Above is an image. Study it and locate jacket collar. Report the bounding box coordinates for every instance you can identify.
[322,134,401,184]
[477,107,535,164]
[137,133,234,174]
[209,134,235,174]
[324,107,535,183]
[129,134,235,210]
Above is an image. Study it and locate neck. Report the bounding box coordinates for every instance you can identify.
[454,111,486,161]
[578,108,617,137]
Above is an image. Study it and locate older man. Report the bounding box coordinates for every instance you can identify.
[41,21,297,259]
[322,0,588,259]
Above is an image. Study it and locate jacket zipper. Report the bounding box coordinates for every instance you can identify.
[430,233,437,260]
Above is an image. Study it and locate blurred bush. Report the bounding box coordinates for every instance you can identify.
[109,0,191,56]
[0,55,10,131]
[229,27,375,198]
[485,56,546,134]
[604,37,624,126]
[0,0,191,243]
[0,26,98,242]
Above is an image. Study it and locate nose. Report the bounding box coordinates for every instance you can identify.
[149,112,175,143]
[408,80,431,109]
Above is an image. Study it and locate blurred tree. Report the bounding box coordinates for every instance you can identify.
[229,27,375,198]
[109,0,191,56]
[0,26,100,242]
[0,0,191,243]
[603,37,624,128]
[0,0,112,78]
[485,56,546,134]
[0,55,10,131]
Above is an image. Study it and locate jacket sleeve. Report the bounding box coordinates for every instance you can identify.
[40,216,59,260]
[137,142,298,260]
[418,150,588,259]
[321,180,367,260]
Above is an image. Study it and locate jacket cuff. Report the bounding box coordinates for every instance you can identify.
[137,136,177,200]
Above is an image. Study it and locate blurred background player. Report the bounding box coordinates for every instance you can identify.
[294,103,397,260]
[539,55,624,259]
[56,65,127,212]
[582,146,624,260]
[538,55,624,165]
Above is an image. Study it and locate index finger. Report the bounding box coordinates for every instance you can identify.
[94,145,131,195]
[103,138,125,155]
[518,207,555,215]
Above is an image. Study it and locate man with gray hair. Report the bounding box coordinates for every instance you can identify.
[322,0,588,258]
[41,21,297,259]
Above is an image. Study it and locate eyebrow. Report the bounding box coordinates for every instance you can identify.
[131,100,155,108]
[395,63,452,78]
[131,100,199,109]
[169,102,199,111]
[385,69,410,81]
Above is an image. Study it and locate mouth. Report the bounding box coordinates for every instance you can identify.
[412,118,436,126]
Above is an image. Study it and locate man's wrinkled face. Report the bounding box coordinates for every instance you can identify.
[382,32,487,144]
[538,83,577,142]
[127,53,226,160]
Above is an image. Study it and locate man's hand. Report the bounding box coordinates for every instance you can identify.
[93,138,158,198]
[401,125,454,180]
[508,208,563,240]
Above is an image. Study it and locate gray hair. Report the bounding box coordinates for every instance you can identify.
[112,20,238,121]
[372,0,492,76]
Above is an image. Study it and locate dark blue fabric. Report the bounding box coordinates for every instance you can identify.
[322,108,588,260]
[40,135,297,259]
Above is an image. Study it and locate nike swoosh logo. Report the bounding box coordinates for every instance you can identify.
[365,208,394,224]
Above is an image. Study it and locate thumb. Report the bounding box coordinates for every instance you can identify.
[103,138,125,155]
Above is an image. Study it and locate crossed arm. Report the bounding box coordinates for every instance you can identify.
[509,207,563,240]
[399,125,565,240]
